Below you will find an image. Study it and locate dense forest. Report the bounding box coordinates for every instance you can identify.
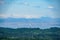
[0,27,60,40]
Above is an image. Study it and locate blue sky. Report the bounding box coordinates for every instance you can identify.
[0,0,60,18]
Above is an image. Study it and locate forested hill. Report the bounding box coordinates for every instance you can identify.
[0,27,60,40]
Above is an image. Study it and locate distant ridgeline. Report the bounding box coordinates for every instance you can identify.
[0,27,60,40]
[0,17,60,28]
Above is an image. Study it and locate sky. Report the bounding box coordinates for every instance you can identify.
[0,0,60,18]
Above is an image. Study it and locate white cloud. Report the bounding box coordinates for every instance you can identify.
[24,15,40,18]
[0,14,40,18]
[0,14,9,18]
[48,5,54,8]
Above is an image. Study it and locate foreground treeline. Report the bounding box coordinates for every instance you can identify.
[0,27,60,40]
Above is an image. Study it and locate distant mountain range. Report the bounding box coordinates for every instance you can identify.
[0,17,60,22]
[0,17,60,28]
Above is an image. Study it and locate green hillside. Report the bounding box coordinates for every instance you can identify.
[0,27,60,40]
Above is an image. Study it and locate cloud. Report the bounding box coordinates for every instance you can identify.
[48,5,54,8]
[15,0,29,6]
[0,0,4,4]
[33,5,40,8]
[0,14,40,18]
[24,2,29,5]
[24,15,40,18]
[0,14,8,18]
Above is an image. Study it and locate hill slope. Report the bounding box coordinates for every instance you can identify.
[0,27,60,40]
